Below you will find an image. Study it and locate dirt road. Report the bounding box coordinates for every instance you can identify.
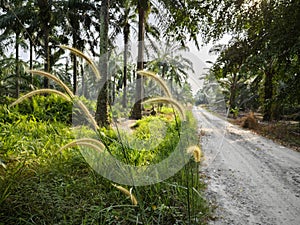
[193,106,300,225]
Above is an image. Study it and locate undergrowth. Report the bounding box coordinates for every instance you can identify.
[1,49,210,224]
[0,103,211,224]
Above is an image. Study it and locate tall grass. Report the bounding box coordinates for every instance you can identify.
[0,47,211,224]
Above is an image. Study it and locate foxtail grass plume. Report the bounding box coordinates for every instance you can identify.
[60,45,101,80]
[9,89,72,107]
[142,97,186,121]
[112,184,138,206]
[59,138,105,154]
[73,97,99,131]
[28,70,99,130]
[137,70,172,98]
[187,145,202,162]
[28,70,75,98]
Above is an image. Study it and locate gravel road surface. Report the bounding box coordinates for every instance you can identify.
[193,106,300,225]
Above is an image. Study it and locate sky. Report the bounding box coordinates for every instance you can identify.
[186,34,231,95]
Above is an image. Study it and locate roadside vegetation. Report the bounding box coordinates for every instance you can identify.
[0,94,210,224]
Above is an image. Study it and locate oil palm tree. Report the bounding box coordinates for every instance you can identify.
[0,0,29,98]
[35,0,52,88]
[112,0,137,108]
[95,0,110,127]
[130,0,208,119]
[130,0,150,119]
[60,0,98,94]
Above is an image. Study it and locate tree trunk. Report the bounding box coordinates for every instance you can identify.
[71,11,79,94]
[122,23,130,108]
[263,69,274,121]
[229,73,237,112]
[43,27,50,88]
[72,54,77,94]
[81,61,86,97]
[15,32,20,98]
[38,0,51,88]
[29,39,33,86]
[95,0,110,127]
[130,0,146,119]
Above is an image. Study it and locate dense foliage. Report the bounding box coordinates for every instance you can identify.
[0,101,210,224]
[201,0,300,122]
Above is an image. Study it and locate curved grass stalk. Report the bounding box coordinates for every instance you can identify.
[28,70,99,130]
[28,70,75,98]
[142,97,186,121]
[137,70,172,98]
[186,145,202,163]
[59,138,105,153]
[60,45,101,80]
[9,89,72,107]
[112,184,138,206]
[73,97,99,131]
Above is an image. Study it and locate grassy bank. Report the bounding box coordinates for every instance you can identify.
[0,99,211,224]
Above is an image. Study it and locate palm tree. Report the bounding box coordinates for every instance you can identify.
[130,0,150,119]
[113,0,137,108]
[36,0,52,88]
[145,40,194,104]
[147,40,193,84]
[130,0,207,119]
[60,0,97,94]
[21,0,38,86]
[111,0,160,109]
[95,0,110,127]
[0,0,28,98]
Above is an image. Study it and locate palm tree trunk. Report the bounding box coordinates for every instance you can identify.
[43,27,50,88]
[15,32,20,98]
[263,69,274,121]
[72,53,77,94]
[122,23,130,108]
[81,61,86,97]
[29,39,33,86]
[71,11,79,94]
[229,73,237,112]
[130,0,146,119]
[95,0,110,127]
[37,0,51,88]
